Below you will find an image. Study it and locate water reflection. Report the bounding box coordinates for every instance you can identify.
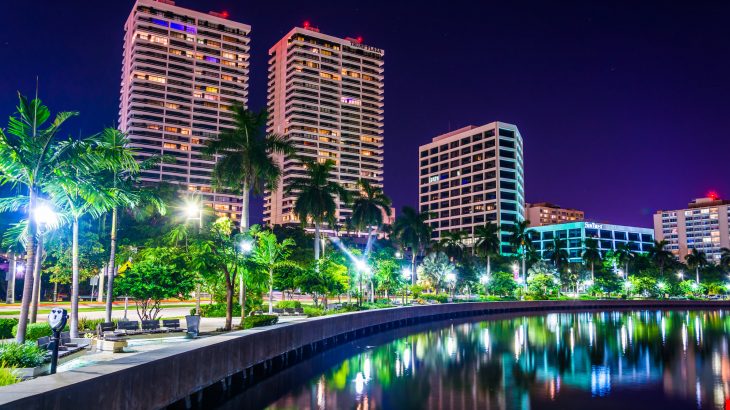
[252,311,730,409]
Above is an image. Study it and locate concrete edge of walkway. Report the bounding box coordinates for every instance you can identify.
[0,299,728,409]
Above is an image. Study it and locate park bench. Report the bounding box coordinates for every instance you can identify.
[116,320,142,335]
[272,308,285,315]
[162,319,183,331]
[284,308,295,315]
[142,320,167,334]
[294,308,304,315]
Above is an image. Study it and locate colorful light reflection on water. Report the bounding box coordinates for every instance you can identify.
[227,310,730,409]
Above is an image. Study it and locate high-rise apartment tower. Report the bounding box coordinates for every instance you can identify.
[120,0,251,220]
[264,25,385,227]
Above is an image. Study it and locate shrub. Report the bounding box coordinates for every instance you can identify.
[11,323,66,341]
[0,342,46,368]
[0,367,18,386]
[0,319,19,339]
[422,293,449,303]
[303,306,325,317]
[196,303,241,318]
[275,301,302,309]
[241,315,278,329]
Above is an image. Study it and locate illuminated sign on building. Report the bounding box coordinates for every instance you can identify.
[348,41,384,55]
[585,222,604,230]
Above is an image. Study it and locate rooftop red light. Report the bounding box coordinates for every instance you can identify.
[221,10,229,18]
[303,21,310,28]
[708,190,720,200]
[356,36,363,44]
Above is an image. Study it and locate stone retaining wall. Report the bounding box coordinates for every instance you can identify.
[1,299,728,409]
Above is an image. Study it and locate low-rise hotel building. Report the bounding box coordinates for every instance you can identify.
[528,221,654,262]
[119,0,251,220]
[526,202,584,226]
[654,195,730,263]
[418,122,525,253]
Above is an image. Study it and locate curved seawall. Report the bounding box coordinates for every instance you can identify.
[1,299,729,409]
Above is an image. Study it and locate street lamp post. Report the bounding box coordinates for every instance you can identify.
[401,267,411,304]
[446,272,456,301]
[185,200,204,315]
[239,239,254,322]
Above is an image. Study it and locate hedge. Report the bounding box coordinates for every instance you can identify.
[0,319,19,339]
[275,301,302,309]
[241,315,278,329]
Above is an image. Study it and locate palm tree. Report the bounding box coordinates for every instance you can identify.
[474,222,501,279]
[0,94,77,343]
[582,238,601,282]
[647,239,672,278]
[392,206,432,285]
[685,248,708,284]
[351,179,392,256]
[418,251,454,291]
[44,137,119,337]
[204,105,293,232]
[252,231,294,313]
[548,237,569,271]
[614,242,634,279]
[437,231,467,261]
[286,159,350,259]
[93,128,162,323]
[719,248,730,273]
[507,220,530,284]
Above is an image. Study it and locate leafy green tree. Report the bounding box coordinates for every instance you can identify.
[296,256,348,308]
[720,248,730,273]
[417,252,454,291]
[252,230,294,313]
[475,222,501,279]
[486,271,517,297]
[351,179,391,256]
[582,238,601,282]
[685,248,708,284]
[628,275,658,297]
[526,273,560,299]
[273,261,305,300]
[114,248,195,320]
[392,206,432,285]
[0,94,77,342]
[204,105,292,232]
[286,159,350,259]
[372,248,403,299]
[678,279,704,297]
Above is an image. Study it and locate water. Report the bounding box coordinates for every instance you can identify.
[219,310,730,409]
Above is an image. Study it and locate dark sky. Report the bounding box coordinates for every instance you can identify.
[2,1,729,228]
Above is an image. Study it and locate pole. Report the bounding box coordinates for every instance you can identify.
[30,235,43,323]
[7,256,16,304]
[49,328,60,375]
[123,296,129,320]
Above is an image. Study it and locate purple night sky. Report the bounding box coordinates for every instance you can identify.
[2,0,729,228]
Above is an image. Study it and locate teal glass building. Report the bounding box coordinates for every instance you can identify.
[527,221,654,262]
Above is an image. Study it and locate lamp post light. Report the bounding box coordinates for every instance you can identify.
[239,239,254,312]
[678,270,684,281]
[401,266,411,304]
[184,200,204,315]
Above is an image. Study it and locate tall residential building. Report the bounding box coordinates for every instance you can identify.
[119,0,251,220]
[418,123,525,252]
[264,25,385,227]
[526,202,584,226]
[654,195,730,263]
[528,221,654,262]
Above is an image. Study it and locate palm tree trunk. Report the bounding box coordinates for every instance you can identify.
[521,253,526,283]
[240,181,250,232]
[29,235,43,323]
[97,264,105,303]
[314,222,321,260]
[225,281,233,331]
[105,207,118,323]
[411,251,417,285]
[195,283,201,315]
[487,254,491,278]
[70,217,80,338]
[591,262,594,282]
[696,267,700,284]
[268,267,274,314]
[241,280,247,327]
[16,191,38,343]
